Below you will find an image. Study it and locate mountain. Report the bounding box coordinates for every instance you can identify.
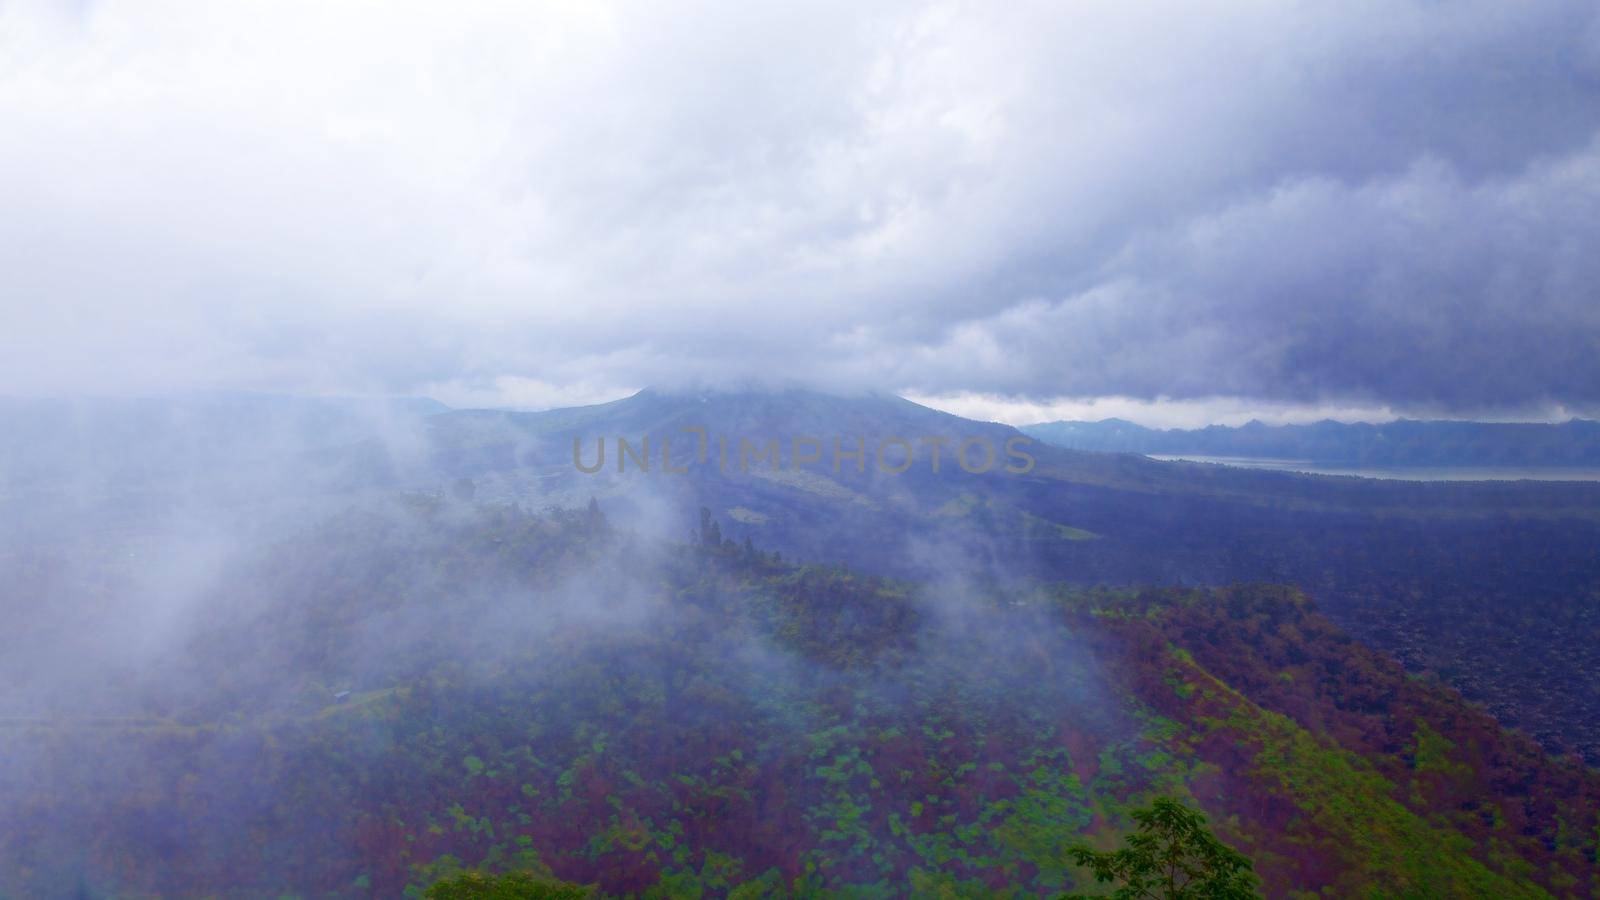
[1022,417,1600,467]
[4,388,1600,896]
[409,389,1600,763]
[5,388,1599,760]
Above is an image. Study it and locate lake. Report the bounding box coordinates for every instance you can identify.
[1148,454,1600,482]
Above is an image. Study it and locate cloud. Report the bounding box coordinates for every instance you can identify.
[1,0,1597,415]
[904,391,1410,430]
[897,150,1600,409]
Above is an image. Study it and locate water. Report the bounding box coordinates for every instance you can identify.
[1148,454,1600,482]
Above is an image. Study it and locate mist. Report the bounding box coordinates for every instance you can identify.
[6,2,1600,896]
[0,424,1132,894]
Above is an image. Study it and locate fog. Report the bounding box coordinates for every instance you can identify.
[0,397,1128,894]
[4,2,1600,895]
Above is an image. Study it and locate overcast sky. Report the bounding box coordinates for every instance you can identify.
[3,1,1598,425]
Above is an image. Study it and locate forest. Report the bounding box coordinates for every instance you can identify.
[4,498,1595,897]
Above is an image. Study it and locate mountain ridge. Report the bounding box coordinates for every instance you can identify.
[6,388,1600,762]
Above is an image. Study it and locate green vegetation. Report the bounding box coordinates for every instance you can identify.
[1063,797,1259,899]
[1,506,1596,897]
[425,870,592,899]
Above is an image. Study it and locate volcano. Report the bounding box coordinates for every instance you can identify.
[413,387,1600,764]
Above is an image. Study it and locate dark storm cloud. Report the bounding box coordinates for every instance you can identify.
[1,0,1597,414]
[895,150,1600,408]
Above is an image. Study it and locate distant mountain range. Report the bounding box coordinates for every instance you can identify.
[1022,417,1600,466]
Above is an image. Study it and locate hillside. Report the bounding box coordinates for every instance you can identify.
[5,388,1599,764]
[412,389,1600,763]
[2,503,1596,896]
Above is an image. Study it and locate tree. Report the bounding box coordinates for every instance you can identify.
[425,869,592,899]
[584,495,608,531]
[698,506,722,548]
[1061,797,1260,899]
